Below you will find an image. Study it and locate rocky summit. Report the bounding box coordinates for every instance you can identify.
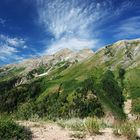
[2,48,94,73]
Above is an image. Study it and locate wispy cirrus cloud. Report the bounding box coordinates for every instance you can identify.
[36,0,110,54]
[0,45,19,61]
[113,0,135,16]
[114,16,140,38]
[0,34,27,48]
[37,0,107,39]
[36,0,136,54]
[0,34,28,63]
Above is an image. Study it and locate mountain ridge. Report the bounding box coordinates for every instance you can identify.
[1,38,140,69]
[0,38,140,124]
[1,47,94,72]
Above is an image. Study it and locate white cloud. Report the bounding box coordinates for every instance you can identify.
[22,45,28,49]
[0,34,27,63]
[45,37,99,54]
[36,0,135,54]
[0,45,18,56]
[7,38,25,47]
[37,0,106,39]
[0,34,26,48]
[114,0,134,16]
[0,44,23,62]
[36,0,111,54]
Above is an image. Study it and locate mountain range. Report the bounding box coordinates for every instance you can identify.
[0,38,140,120]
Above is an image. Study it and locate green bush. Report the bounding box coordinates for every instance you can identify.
[16,102,36,120]
[132,98,140,114]
[101,70,124,108]
[84,117,100,135]
[57,118,85,131]
[118,68,126,88]
[113,121,137,140]
[65,78,104,118]
[0,78,43,115]
[0,117,32,140]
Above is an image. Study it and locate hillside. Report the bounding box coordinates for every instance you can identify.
[0,39,140,120]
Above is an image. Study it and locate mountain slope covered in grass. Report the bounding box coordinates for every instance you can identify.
[0,39,140,120]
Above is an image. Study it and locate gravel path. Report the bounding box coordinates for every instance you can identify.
[18,121,78,140]
[18,121,128,140]
[124,99,132,114]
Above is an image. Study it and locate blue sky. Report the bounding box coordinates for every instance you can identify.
[0,0,140,65]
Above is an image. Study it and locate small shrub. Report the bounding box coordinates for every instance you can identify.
[113,124,120,136]
[57,118,85,131]
[57,120,66,128]
[113,122,137,140]
[132,98,140,114]
[29,114,40,122]
[0,117,32,140]
[84,117,100,135]
[16,102,35,120]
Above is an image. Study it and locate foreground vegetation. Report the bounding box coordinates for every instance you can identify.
[0,69,125,120]
[0,117,31,140]
[57,117,140,140]
[113,121,137,140]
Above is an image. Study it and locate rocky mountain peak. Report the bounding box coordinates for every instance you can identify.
[53,48,74,58]
[3,48,95,73]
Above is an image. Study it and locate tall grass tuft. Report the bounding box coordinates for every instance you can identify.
[113,121,137,140]
[57,118,85,131]
[84,117,100,135]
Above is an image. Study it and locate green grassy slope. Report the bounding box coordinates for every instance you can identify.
[0,39,140,120]
[124,67,140,114]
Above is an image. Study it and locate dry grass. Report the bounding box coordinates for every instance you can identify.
[84,117,101,135]
[113,121,137,140]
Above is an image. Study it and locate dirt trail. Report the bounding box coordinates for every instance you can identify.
[17,99,139,140]
[18,121,127,140]
[18,121,77,140]
[137,128,140,138]
[124,99,138,120]
[90,128,127,140]
[124,99,132,114]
